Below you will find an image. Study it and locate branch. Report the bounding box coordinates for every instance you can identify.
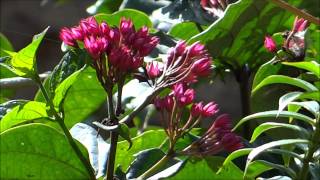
[269,0,320,25]
[0,72,50,89]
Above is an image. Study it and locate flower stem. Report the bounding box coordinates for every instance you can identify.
[269,0,320,25]
[35,76,95,179]
[297,115,320,180]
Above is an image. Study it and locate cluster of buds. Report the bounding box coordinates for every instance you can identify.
[264,16,309,61]
[181,114,243,156]
[142,41,211,88]
[60,17,159,85]
[200,0,229,17]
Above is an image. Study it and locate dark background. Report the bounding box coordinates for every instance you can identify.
[0,0,242,121]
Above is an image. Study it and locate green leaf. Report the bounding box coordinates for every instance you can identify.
[168,22,202,41]
[95,9,152,29]
[278,92,303,115]
[252,75,318,94]
[0,123,90,179]
[0,100,27,119]
[168,156,244,180]
[0,33,14,57]
[244,139,309,175]
[115,130,167,171]
[5,27,49,78]
[118,123,132,150]
[250,122,309,143]
[299,91,320,101]
[87,0,123,14]
[233,110,316,131]
[221,148,253,168]
[62,66,106,129]
[189,0,303,68]
[282,61,320,78]
[289,101,319,117]
[252,59,282,90]
[0,101,50,132]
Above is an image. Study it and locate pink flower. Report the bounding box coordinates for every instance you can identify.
[221,133,243,152]
[192,57,211,77]
[80,17,99,36]
[70,26,84,41]
[100,22,110,36]
[59,28,76,47]
[201,102,219,117]
[120,18,134,37]
[293,16,308,32]
[191,102,204,117]
[172,83,195,107]
[146,61,163,79]
[84,36,107,60]
[264,36,277,52]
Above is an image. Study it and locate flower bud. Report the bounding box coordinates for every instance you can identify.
[201,102,218,117]
[59,28,76,47]
[191,102,204,117]
[146,61,163,79]
[80,17,99,36]
[84,36,105,60]
[188,42,205,57]
[70,26,84,41]
[264,36,277,52]
[192,57,211,77]
[138,37,159,56]
[221,133,243,152]
[293,16,308,32]
[100,22,110,36]
[120,18,134,36]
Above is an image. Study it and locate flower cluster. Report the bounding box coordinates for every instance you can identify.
[181,114,243,156]
[144,41,211,88]
[200,0,228,17]
[60,17,159,84]
[264,16,309,61]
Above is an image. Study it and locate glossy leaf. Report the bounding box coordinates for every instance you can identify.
[245,139,309,175]
[0,123,91,179]
[252,59,282,90]
[87,0,123,14]
[169,22,202,40]
[115,130,167,171]
[282,61,320,78]
[289,101,319,117]
[5,27,49,78]
[0,100,27,119]
[95,9,152,29]
[0,101,50,132]
[233,110,315,131]
[221,148,252,168]
[0,32,14,57]
[118,123,132,150]
[250,122,309,143]
[278,92,303,115]
[252,75,318,94]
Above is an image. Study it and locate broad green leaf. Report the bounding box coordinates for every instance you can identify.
[246,160,296,179]
[118,123,132,149]
[87,0,123,14]
[220,148,252,171]
[0,123,91,179]
[278,92,303,115]
[95,9,152,29]
[250,122,309,143]
[189,0,303,69]
[126,148,179,179]
[282,61,320,78]
[0,101,50,132]
[252,75,318,94]
[169,22,202,40]
[0,100,27,119]
[6,27,49,78]
[233,110,315,131]
[252,59,282,90]
[0,33,14,57]
[62,66,106,129]
[245,139,309,175]
[168,156,244,180]
[115,130,167,171]
[53,69,83,108]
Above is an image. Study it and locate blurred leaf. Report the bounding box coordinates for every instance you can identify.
[115,130,167,171]
[250,122,309,143]
[4,27,49,78]
[169,22,202,40]
[0,33,14,57]
[62,66,106,129]
[168,156,243,180]
[95,9,152,29]
[278,92,303,115]
[118,123,132,150]
[282,61,320,78]
[233,110,315,131]
[0,101,50,132]
[252,59,282,90]
[299,91,320,101]
[0,100,27,119]
[289,101,319,117]
[0,123,91,179]
[245,139,309,175]
[189,0,303,70]
[87,0,123,15]
[120,0,170,15]
[252,75,318,94]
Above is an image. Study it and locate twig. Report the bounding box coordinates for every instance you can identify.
[0,72,50,89]
[269,0,320,25]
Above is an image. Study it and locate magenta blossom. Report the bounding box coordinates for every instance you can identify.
[201,102,219,117]
[191,102,204,117]
[264,36,277,53]
[146,61,163,79]
[292,16,309,33]
[59,28,76,47]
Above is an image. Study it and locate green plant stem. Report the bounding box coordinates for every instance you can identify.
[138,150,174,180]
[269,0,320,25]
[297,115,320,180]
[36,76,95,179]
[105,88,119,180]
